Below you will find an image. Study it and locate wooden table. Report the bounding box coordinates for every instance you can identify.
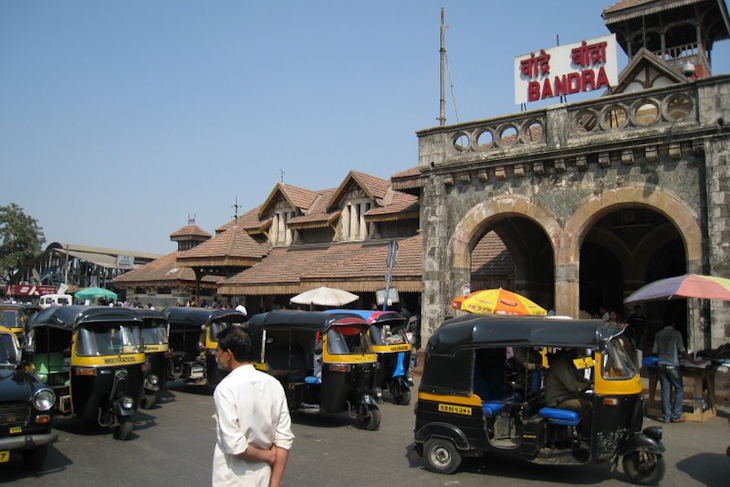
[646,362,716,422]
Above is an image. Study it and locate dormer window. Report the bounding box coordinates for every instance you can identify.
[340,200,372,241]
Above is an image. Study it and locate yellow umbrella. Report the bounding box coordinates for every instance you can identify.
[458,288,547,316]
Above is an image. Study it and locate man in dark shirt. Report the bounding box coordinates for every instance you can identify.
[653,318,693,423]
[544,349,592,435]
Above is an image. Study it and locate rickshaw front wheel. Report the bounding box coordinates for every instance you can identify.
[113,417,133,441]
[622,451,665,485]
[356,406,381,431]
[142,393,157,409]
[392,389,411,405]
[424,438,462,475]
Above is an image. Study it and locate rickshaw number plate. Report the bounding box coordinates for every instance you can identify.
[0,451,9,463]
[9,427,22,434]
[438,404,472,415]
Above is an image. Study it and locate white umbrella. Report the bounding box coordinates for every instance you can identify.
[290,287,359,307]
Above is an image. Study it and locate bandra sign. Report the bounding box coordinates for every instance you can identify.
[514,34,618,105]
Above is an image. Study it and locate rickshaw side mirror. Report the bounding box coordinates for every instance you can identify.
[314,346,323,355]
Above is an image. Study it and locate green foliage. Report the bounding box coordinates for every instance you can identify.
[0,204,46,282]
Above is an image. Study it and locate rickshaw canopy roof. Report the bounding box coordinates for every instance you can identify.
[323,309,406,326]
[28,305,143,331]
[133,308,166,324]
[247,310,368,333]
[427,314,622,355]
[0,303,42,314]
[162,307,246,328]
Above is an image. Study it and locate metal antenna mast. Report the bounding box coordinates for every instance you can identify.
[439,8,447,126]
[232,196,240,221]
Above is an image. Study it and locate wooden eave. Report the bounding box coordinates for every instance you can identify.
[258,183,298,218]
[218,277,422,296]
[364,211,420,223]
[177,256,262,268]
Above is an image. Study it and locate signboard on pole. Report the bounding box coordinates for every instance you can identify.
[116,255,134,269]
[514,34,618,105]
[376,287,400,306]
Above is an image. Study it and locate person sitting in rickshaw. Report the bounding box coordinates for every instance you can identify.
[544,349,592,436]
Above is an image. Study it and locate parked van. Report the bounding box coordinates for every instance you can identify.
[39,294,72,309]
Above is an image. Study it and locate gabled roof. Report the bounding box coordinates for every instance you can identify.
[364,192,419,221]
[327,171,391,210]
[169,224,211,239]
[259,183,319,217]
[391,166,423,191]
[113,251,220,288]
[287,189,340,228]
[216,206,273,235]
[609,47,686,94]
[176,225,270,267]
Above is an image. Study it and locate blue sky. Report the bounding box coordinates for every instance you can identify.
[2,1,728,254]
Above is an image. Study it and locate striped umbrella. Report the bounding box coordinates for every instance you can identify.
[455,288,547,316]
[624,274,730,303]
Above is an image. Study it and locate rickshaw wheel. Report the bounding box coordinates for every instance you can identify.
[392,389,411,405]
[622,451,665,485]
[142,393,157,409]
[356,406,381,431]
[423,438,461,475]
[113,417,133,441]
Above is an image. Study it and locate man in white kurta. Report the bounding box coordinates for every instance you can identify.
[213,329,294,487]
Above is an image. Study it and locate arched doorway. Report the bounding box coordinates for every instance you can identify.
[579,207,687,348]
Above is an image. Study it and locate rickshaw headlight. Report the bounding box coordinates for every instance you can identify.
[374,387,383,398]
[149,374,159,385]
[121,396,134,409]
[33,389,56,411]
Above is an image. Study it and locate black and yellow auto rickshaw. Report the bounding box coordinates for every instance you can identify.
[414,315,665,485]
[247,310,382,430]
[162,307,246,387]
[26,306,146,440]
[0,303,41,344]
[133,309,169,408]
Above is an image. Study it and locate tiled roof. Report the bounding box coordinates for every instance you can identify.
[169,224,211,239]
[113,251,220,287]
[288,189,339,226]
[283,184,319,210]
[219,234,422,291]
[217,206,271,234]
[352,171,390,199]
[391,166,423,191]
[177,225,269,262]
[365,192,419,217]
[471,232,515,276]
[391,166,421,179]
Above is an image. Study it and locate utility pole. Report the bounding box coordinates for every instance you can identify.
[439,8,447,126]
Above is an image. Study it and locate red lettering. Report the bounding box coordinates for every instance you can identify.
[541,78,553,99]
[554,75,566,97]
[595,66,610,89]
[567,72,581,94]
[582,70,595,91]
[527,81,541,102]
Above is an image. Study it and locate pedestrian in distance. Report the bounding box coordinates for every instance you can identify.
[212,326,294,487]
[653,315,696,423]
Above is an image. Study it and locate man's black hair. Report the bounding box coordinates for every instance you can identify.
[217,326,252,363]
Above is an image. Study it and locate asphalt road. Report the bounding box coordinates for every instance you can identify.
[1,380,729,487]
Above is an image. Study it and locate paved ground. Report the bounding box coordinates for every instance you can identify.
[1,380,729,487]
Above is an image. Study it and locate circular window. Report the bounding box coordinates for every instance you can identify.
[476,130,494,149]
[664,94,692,121]
[575,110,598,133]
[453,133,470,152]
[499,125,518,147]
[634,100,659,126]
[601,105,628,130]
[522,120,544,143]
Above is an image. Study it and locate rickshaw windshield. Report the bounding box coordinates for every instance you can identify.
[1,310,22,328]
[0,332,19,365]
[76,323,144,356]
[370,323,409,346]
[603,336,638,380]
[327,326,372,355]
[210,321,240,342]
[141,323,167,346]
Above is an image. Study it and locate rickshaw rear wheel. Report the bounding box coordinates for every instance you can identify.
[22,446,48,470]
[424,438,461,474]
[356,406,381,431]
[392,389,411,405]
[142,393,157,409]
[623,451,665,485]
[113,417,133,441]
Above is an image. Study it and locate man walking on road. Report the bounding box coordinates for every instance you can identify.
[212,327,294,487]
[653,316,694,423]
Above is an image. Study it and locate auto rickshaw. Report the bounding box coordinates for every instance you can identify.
[133,309,169,408]
[162,307,246,387]
[414,314,665,485]
[247,310,382,430]
[325,309,413,404]
[25,306,145,440]
[0,303,42,344]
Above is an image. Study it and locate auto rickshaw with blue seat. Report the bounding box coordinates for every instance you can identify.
[247,310,382,430]
[132,308,169,408]
[26,306,146,440]
[414,314,665,485]
[325,309,413,404]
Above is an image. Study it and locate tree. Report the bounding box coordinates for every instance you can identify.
[0,204,46,282]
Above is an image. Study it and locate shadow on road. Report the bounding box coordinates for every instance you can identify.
[676,453,730,487]
[290,411,354,429]
[0,444,72,482]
